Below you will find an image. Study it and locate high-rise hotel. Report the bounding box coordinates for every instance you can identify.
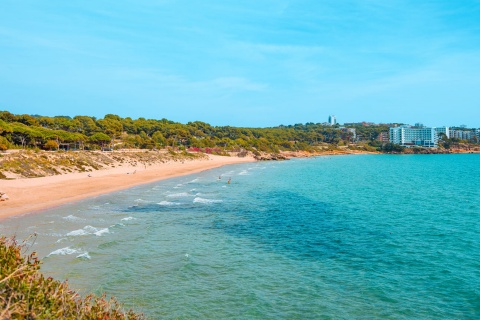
[390,125,449,148]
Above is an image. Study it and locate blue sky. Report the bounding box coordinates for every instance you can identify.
[1,0,479,127]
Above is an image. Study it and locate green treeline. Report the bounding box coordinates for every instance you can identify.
[0,111,394,153]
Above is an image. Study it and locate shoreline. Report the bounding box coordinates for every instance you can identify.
[2,149,477,221]
[0,154,255,221]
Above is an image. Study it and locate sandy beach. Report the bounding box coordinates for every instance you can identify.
[0,154,255,220]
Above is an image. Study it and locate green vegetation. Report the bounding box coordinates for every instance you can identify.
[0,111,382,154]
[0,236,144,319]
[1,111,478,155]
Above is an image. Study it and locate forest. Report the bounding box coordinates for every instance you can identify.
[0,111,394,154]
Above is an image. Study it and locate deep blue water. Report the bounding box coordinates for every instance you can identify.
[1,154,479,319]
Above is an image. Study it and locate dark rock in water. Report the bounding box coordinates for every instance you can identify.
[254,153,288,161]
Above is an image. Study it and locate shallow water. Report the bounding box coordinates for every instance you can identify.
[2,154,480,319]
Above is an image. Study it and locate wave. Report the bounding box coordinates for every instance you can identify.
[121,217,136,221]
[239,170,250,175]
[167,192,190,198]
[110,223,125,228]
[66,229,90,237]
[193,197,223,204]
[76,252,91,260]
[65,225,109,237]
[94,228,110,236]
[47,247,80,257]
[83,225,99,233]
[158,201,181,206]
[63,214,84,221]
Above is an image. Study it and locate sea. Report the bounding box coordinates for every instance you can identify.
[1,154,479,319]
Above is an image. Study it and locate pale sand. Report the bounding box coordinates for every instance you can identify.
[0,155,255,220]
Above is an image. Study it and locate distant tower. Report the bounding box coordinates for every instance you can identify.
[328,115,337,126]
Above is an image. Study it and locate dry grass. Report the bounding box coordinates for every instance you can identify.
[0,149,207,179]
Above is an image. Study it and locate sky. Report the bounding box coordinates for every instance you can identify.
[1,0,479,127]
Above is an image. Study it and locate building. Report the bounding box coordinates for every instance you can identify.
[340,127,356,140]
[449,129,475,140]
[377,131,389,142]
[389,125,438,148]
[435,127,450,139]
[328,115,336,126]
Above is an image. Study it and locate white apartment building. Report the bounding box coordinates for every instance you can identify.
[434,126,450,139]
[328,115,337,126]
[389,125,438,147]
[449,129,475,140]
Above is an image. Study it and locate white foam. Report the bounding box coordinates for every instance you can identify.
[188,178,199,183]
[239,170,249,175]
[193,197,223,204]
[76,252,91,260]
[121,217,136,221]
[167,192,190,198]
[158,201,180,206]
[66,225,109,237]
[84,225,99,233]
[94,228,110,236]
[66,229,89,236]
[48,247,79,257]
[63,215,84,221]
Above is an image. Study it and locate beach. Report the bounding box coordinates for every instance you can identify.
[0,154,255,220]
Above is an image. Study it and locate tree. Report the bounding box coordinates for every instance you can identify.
[152,131,166,147]
[89,132,111,148]
[44,140,59,151]
[74,116,99,136]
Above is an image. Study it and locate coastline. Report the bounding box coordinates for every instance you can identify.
[0,154,255,221]
[3,148,475,221]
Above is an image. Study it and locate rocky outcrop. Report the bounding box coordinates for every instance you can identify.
[254,153,288,161]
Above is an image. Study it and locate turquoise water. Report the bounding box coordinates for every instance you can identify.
[1,154,480,319]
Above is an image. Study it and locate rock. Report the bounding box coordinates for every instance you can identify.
[254,153,288,161]
[0,192,9,201]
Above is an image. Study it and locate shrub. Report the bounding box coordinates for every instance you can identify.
[44,140,59,151]
[0,236,144,319]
